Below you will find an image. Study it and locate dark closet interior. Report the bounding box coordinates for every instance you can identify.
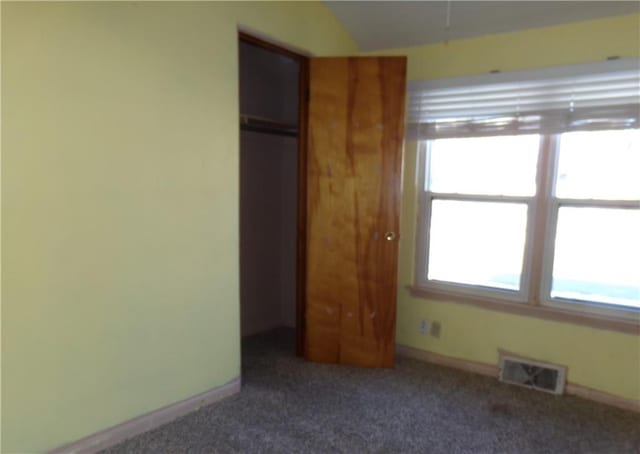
[239,38,300,339]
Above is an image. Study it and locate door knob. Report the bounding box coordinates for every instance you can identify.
[384,232,396,241]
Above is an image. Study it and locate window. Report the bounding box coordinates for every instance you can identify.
[543,129,640,316]
[422,135,539,299]
[417,129,639,320]
[409,59,640,324]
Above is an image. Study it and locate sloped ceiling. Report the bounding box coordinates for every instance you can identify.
[324,1,639,51]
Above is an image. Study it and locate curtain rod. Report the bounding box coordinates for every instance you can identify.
[240,114,298,138]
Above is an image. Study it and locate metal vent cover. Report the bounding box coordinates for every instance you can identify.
[499,355,567,395]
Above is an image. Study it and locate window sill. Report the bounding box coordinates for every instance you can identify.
[406,285,640,335]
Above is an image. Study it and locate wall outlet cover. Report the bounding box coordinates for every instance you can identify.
[420,320,429,335]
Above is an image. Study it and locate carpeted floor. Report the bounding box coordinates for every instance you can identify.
[104,328,640,453]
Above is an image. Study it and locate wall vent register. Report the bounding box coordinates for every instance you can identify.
[499,355,567,395]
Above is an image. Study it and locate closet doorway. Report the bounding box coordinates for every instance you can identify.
[238,32,308,355]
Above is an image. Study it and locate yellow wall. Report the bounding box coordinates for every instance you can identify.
[390,14,640,401]
[3,3,639,451]
[398,143,640,401]
[369,13,640,80]
[1,2,354,452]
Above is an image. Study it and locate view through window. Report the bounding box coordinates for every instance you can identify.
[418,129,640,315]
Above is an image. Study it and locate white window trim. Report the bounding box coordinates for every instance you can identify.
[539,136,640,321]
[414,133,640,325]
[415,140,539,304]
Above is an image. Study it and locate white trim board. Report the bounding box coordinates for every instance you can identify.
[396,344,640,413]
[50,377,241,454]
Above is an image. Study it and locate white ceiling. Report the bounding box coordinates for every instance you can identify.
[324,1,640,51]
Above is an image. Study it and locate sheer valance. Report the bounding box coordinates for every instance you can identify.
[407,58,640,140]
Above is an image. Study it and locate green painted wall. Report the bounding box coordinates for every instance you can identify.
[1,2,355,452]
[384,14,640,401]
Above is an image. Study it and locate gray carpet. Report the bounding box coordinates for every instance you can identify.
[104,328,640,453]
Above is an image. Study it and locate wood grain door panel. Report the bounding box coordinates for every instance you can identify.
[305,57,406,367]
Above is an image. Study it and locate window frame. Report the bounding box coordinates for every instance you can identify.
[415,139,541,304]
[413,131,640,325]
[539,134,640,321]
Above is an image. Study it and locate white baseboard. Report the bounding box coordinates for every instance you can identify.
[396,344,640,413]
[50,377,241,454]
[564,382,640,413]
[397,344,497,378]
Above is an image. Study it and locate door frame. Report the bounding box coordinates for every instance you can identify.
[238,32,309,356]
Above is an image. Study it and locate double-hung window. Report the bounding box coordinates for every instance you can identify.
[421,134,539,300]
[409,59,640,324]
[543,129,640,317]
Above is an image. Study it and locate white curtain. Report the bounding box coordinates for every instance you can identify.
[407,58,640,140]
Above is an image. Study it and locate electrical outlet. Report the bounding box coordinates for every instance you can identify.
[420,319,429,335]
[430,321,441,338]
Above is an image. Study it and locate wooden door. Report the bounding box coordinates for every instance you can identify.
[305,57,407,367]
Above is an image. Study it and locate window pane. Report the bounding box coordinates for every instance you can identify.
[556,129,640,200]
[427,200,528,291]
[427,135,540,196]
[551,207,640,308]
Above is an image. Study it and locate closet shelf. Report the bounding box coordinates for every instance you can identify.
[240,114,298,137]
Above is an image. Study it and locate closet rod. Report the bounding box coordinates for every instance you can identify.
[240,114,298,137]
